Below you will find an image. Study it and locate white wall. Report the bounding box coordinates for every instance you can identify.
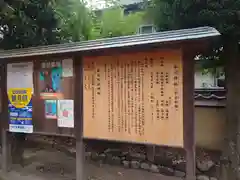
[195,107,226,150]
[194,70,216,89]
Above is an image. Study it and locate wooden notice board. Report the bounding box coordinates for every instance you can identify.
[83,49,183,147]
[32,59,74,135]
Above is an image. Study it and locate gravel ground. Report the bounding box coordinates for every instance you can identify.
[0,147,181,180]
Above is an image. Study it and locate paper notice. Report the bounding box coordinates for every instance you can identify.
[57,100,74,128]
[62,59,73,77]
[7,62,33,90]
[45,100,57,119]
[7,62,34,133]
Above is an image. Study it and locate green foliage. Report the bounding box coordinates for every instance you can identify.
[0,0,61,49]
[148,0,240,68]
[0,0,94,49]
[149,0,240,37]
[90,7,145,39]
[53,0,93,42]
[0,0,145,49]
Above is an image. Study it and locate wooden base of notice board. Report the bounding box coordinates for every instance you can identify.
[83,49,184,147]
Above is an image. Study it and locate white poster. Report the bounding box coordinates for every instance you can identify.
[7,62,33,90]
[7,62,34,133]
[62,59,73,77]
[57,100,74,128]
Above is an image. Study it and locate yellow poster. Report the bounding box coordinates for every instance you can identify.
[8,88,33,133]
[8,88,32,108]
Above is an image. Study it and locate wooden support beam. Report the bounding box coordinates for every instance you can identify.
[182,50,196,180]
[146,145,155,162]
[74,56,85,180]
[1,63,11,172]
[1,130,10,172]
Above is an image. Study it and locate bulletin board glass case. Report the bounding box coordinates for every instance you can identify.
[33,58,74,136]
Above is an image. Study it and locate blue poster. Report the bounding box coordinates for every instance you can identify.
[40,66,63,93]
[45,100,57,119]
[8,88,33,133]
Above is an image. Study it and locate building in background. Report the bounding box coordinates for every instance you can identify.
[194,57,225,106]
[195,58,225,89]
[120,0,156,34]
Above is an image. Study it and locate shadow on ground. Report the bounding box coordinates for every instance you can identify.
[0,147,181,180]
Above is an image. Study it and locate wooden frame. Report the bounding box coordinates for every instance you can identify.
[1,47,195,180]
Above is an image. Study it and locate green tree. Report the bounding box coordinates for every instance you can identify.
[0,0,65,165]
[53,0,93,41]
[0,0,61,49]
[148,0,240,179]
[91,6,145,39]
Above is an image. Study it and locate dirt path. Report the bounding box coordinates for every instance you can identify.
[0,148,181,180]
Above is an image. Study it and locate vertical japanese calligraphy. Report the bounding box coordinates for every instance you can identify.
[83,50,183,147]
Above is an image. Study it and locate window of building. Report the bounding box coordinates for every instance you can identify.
[215,71,225,88]
[138,24,155,34]
[194,68,225,89]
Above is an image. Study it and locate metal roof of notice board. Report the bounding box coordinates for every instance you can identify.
[0,26,220,59]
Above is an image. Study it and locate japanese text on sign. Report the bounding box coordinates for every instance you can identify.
[9,89,31,108]
[83,50,183,147]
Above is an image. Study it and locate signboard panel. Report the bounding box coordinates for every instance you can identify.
[7,62,33,133]
[57,100,74,128]
[31,59,74,136]
[83,50,183,147]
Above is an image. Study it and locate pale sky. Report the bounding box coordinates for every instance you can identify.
[85,0,108,9]
[84,0,143,9]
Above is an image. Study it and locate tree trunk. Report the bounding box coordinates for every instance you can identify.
[221,40,240,180]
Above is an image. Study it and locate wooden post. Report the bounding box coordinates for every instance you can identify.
[183,50,195,180]
[1,130,10,172]
[146,145,155,162]
[74,56,85,180]
[1,63,11,172]
[11,132,25,166]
